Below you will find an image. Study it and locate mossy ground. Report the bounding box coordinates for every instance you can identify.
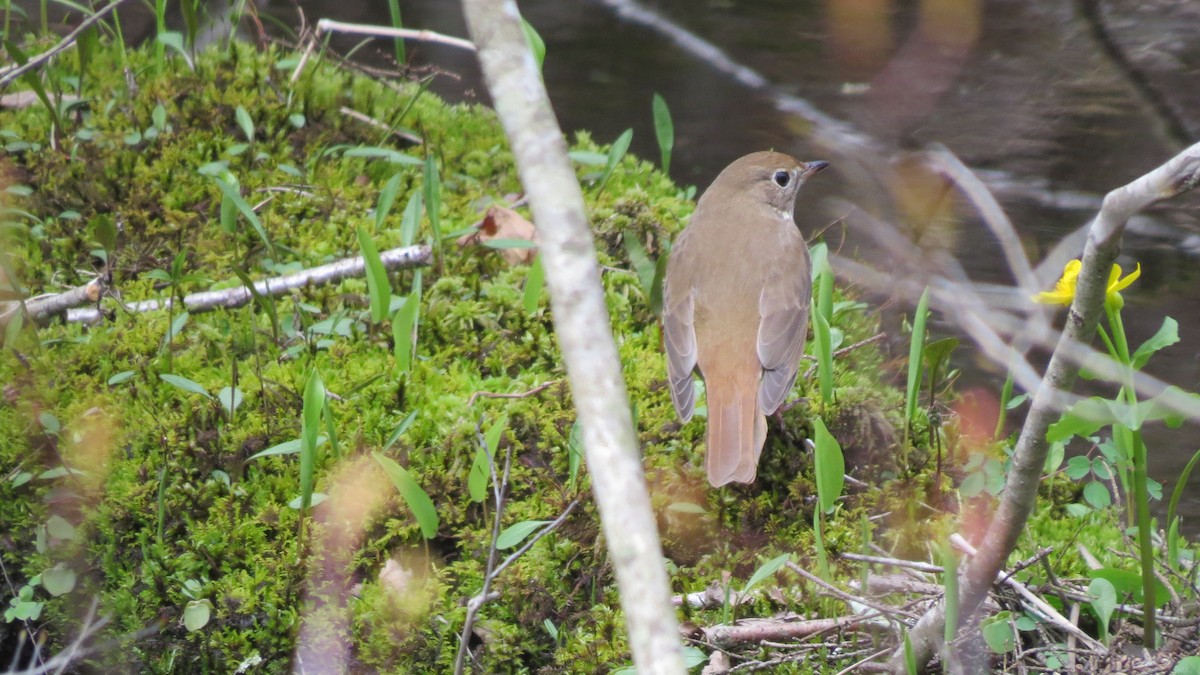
[0,38,1147,673]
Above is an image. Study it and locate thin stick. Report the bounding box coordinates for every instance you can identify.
[786,561,918,621]
[316,19,476,52]
[339,106,423,144]
[840,552,943,575]
[466,380,561,408]
[58,244,430,324]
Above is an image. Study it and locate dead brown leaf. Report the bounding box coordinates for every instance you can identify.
[456,205,540,265]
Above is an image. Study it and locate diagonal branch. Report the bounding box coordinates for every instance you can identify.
[894,140,1200,673]
[459,1,685,673]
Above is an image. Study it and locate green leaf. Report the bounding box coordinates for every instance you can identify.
[1167,448,1200,534]
[651,93,674,174]
[423,155,442,245]
[1088,577,1116,640]
[375,173,404,230]
[1174,656,1200,675]
[41,563,76,596]
[496,519,552,550]
[46,515,75,540]
[1082,480,1111,509]
[373,453,439,538]
[905,288,930,425]
[162,310,189,349]
[287,493,328,509]
[297,369,325,512]
[980,611,1016,653]
[92,213,117,252]
[1047,397,1117,443]
[235,105,254,142]
[160,373,212,399]
[392,280,422,374]
[812,418,845,513]
[38,411,61,434]
[742,553,790,594]
[341,145,423,165]
[398,191,424,249]
[482,238,538,250]
[567,419,583,489]
[1131,317,1178,369]
[470,416,506,503]
[383,411,419,450]
[523,254,545,314]
[814,266,835,405]
[1043,442,1065,474]
[156,32,194,68]
[183,599,212,632]
[681,646,707,668]
[212,175,273,254]
[520,18,546,71]
[217,386,243,414]
[357,226,391,324]
[598,129,632,195]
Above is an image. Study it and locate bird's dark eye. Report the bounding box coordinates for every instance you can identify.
[773,170,790,187]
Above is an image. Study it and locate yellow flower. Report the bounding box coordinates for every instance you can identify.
[1034,259,1140,308]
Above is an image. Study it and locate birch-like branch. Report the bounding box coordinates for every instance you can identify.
[53,244,430,324]
[4,277,106,325]
[460,1,684,672]
[316,19,477,52]
[895,141,1200,673]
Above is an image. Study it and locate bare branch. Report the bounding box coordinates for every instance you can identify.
[58,244,429,324]
[316,18,477,52]
[895,140,1200,673]
[460,1,684,672]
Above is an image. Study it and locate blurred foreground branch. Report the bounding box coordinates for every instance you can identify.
[895,140,1200,672]
[460,1,684,673]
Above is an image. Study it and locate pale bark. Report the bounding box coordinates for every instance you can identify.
[460,1,684,673]
[49,245,429,325]
[895,141,1200,672]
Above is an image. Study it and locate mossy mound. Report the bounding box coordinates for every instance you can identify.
[0,39,1065,673]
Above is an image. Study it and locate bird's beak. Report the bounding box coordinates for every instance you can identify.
[802,160,830,178]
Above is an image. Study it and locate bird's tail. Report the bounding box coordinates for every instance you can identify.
[704,368,767,487]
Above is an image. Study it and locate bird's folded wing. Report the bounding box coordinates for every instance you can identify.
[662,290,698,421]
[757,280,810,414]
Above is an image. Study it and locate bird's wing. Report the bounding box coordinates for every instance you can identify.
[756,266,811,414]
[662,244,698,421]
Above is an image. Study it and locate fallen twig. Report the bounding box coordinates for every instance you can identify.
[316,19,476,52]
[3,277,106,325]
[59,244,429,324]
[702,613,889,647]
[466,380,562,408]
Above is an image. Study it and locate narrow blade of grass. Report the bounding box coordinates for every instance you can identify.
[357,226,391,324]
[373,452,438,539]
[651,93,673,174]
[298,368,325,513]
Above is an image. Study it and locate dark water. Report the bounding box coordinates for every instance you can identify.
[121,0,1200,528]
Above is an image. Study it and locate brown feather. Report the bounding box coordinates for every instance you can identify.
[661,151,827,486]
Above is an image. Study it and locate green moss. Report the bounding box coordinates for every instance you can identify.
[0,37,1139,673]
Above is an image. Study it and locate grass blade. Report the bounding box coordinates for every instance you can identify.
[651,93,673,174]
[423,155,442,254]
[812,417,844,513]
[905,288,931,429]
[523,253,545,315]
[597,129,632,197]
[357,225,391,324]
[298,368,325,513]
[373,452,439,539]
